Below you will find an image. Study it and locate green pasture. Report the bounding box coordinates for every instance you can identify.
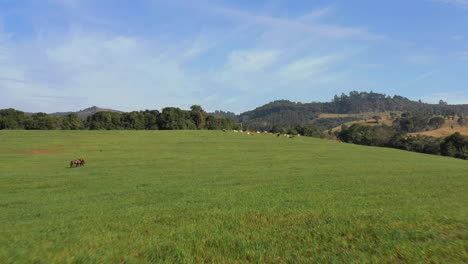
[0,130,467,263]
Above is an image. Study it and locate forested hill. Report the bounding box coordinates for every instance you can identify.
[212,91,468,130]
[49,106,123,119]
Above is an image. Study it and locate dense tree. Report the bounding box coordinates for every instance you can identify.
[142,110,160,130]
[159,107,196,130]
[427,117,445,130]
[440,132,468,159]
[271,124,288,134]
[86,112,123,130]
[190,105,207,129]
[295,125,324,138]
[61,113,85,130]
[393,112,433,132]
[312,116,360,131]
[0,109,32,129]
[122,111,146,130]
[27,113,62,130]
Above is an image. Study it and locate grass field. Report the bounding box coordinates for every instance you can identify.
[0,130,467,263]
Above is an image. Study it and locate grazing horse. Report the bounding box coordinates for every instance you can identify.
[70,158,85,168]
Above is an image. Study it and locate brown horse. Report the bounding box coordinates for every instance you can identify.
[70,158,85,168]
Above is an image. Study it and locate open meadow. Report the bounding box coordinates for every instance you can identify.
[0,130,467,263]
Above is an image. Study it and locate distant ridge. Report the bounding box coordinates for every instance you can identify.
[213,91,468,130]
[49,106,124,119]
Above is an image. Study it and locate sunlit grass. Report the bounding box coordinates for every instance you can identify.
[0,130,467,263]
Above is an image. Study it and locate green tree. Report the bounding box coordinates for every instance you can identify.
[61,113,85,130]
[440,132,468,159]
[28,113,62,130]
[0,109,32,129]
[159,107,196,130]
[122,111,145,130]
[428,117,445,130]
[143,110,160,130]
[190,105,207,129]
[87,112,123,130]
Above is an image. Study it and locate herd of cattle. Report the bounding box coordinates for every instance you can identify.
[224,129,300,138]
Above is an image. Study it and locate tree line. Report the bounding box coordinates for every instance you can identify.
[337,124,468,160]
[0,106,240,131]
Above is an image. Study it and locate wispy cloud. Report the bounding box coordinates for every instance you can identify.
[211,5,387,41]
[1,1,388,113]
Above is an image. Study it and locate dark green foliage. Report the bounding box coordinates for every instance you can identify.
[427,116,445,129]
[295,125,324,138]
[338,124,393,146]
[158,107,196,130]
[0,108,32,129]
[339,124,465,159]
[404,135,442,155]
[393,111,433,132]
[122,111,146,130]
[440,132,468,159]
[27,113,62,130]
[61,113,85,130]
[239,100,320,131]
[211,110,239,121]
[86,111,124,130]
[190,105,207,129]
[271,124,289,134]
[0,107,237,131]
[313,116,361,131]
[142,110,160,130]
[205,115,238,130]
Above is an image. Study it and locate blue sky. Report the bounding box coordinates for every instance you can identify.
[0,0,467,113]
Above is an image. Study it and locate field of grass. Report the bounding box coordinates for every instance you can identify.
[0,130,467,263]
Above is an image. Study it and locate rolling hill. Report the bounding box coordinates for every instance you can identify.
[213,91,468,130]
[49,106,123,119]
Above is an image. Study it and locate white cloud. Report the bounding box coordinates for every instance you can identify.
[0,3,388,113]
[213,5,387,41]
[224,50,280,72]
[452,35,464,40]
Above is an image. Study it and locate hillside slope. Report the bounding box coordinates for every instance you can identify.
[0,131,466,263]
[214,91,468,130]
[49,106,123,119]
